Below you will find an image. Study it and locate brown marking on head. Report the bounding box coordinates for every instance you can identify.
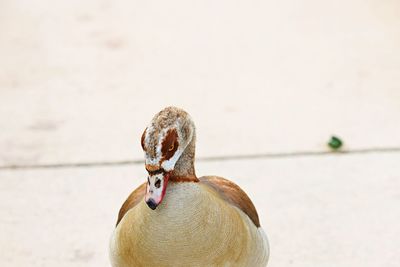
[141,128,147,151]
[145,164,161,172]
[161,129,179,161]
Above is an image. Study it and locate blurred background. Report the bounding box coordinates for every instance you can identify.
[1,0,399,266]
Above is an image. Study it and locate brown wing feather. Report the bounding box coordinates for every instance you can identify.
[116,182,146,227]
[199,176,261,227]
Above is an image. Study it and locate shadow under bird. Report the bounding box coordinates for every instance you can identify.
[110,106,269,267]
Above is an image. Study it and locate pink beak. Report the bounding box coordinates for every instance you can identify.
[144,172,170,210]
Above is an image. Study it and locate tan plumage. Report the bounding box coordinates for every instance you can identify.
[110,107,269,267]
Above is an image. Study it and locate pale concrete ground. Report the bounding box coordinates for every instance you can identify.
[0,0,400,266]
[1,154,400,267]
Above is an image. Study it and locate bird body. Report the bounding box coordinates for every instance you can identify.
[110,107,269,267]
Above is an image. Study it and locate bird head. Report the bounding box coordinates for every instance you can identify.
[141,107,195,210]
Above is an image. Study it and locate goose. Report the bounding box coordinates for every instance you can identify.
[110,106,269,267]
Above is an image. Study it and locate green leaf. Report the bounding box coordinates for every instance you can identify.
[328,136,343,150]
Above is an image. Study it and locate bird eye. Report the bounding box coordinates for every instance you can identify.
[168,144,174,151]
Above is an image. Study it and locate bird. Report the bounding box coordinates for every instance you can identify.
[110,106,269,267]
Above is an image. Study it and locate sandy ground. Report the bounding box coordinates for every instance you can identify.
[0,0,400,266]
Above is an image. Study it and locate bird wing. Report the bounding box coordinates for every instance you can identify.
[115,182,146,227]
[199,176,260,227]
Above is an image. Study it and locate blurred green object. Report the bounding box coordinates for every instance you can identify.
[328,136,343,150]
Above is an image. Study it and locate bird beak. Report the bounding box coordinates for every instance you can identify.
[144,171,170,210]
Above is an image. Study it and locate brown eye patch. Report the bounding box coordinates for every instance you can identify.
[141,128,147,151]
[161,129,179,161]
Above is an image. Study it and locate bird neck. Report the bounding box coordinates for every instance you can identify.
[170,133,197,182]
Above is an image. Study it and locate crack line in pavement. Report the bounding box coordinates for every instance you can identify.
[1,147,400,171]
